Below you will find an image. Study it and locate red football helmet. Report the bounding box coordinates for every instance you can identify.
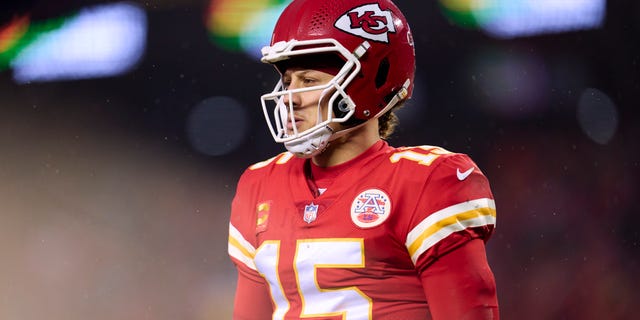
[260,0,415,157]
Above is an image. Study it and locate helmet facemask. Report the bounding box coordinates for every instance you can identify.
[260,39,366,158]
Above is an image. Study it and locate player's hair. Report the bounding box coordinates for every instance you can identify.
[378,103,403,139]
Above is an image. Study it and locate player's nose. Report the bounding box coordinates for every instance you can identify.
[282,90,300,108]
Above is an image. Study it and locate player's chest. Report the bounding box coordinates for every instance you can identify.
[254,179,396,239]
[252,175,414,262]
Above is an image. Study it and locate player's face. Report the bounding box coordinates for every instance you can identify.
[281,68,336,135]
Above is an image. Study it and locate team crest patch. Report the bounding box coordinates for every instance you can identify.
[350,189,391,228]
[334,3,396,43]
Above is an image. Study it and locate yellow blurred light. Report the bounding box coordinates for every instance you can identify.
[439,0,494,12]
[207,0,271,36]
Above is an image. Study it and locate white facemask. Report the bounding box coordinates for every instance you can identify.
[259,39,364,158]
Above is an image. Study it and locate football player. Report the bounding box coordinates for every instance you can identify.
[228,0,499,319]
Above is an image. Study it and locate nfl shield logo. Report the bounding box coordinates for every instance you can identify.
[303,203,319,224]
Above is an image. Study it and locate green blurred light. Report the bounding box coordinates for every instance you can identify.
[438,0,498,29]
[0,14,70,71]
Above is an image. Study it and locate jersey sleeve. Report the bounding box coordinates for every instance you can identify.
[421,238,499,319]
[405,152,497,270]
[400,152,499,319]
[228,168,274,318]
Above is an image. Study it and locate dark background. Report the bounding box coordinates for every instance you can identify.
[1,0,638,319]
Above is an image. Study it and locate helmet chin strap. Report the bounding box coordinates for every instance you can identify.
[284,125,334,158]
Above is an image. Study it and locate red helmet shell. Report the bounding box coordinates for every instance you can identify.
[269,0,415,120]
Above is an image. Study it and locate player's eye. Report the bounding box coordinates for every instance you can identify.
[282,79,291,89]
[302,78,317,86]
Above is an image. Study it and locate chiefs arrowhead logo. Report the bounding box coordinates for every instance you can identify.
[334,3,396,43]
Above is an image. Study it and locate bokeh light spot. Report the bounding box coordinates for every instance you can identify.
[469,49,550,119]
[577,88,618,145]
[186,96,249,156]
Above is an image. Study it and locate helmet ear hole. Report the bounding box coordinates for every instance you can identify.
[375,57,390,89]
[333,98,350,118]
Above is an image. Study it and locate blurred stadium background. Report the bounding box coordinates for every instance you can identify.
[0,0,638,319]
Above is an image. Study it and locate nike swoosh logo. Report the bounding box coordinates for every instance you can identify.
[456,167,474,181]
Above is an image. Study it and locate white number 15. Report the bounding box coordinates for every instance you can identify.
[254,239,372,320]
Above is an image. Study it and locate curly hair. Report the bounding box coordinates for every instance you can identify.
[378,103,404,139]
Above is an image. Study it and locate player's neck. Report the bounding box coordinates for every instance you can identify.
[312,120,380,168]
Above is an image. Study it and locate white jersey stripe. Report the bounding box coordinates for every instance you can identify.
[228,223,257,271]
[406,198,496,264]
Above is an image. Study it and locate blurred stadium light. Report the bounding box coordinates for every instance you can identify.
[0,15,30,69]
[205,0,292,58]
[0,1,147,83]
[439,0,606,38]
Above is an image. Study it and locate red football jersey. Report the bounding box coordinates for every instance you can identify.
[228,141,497,319]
